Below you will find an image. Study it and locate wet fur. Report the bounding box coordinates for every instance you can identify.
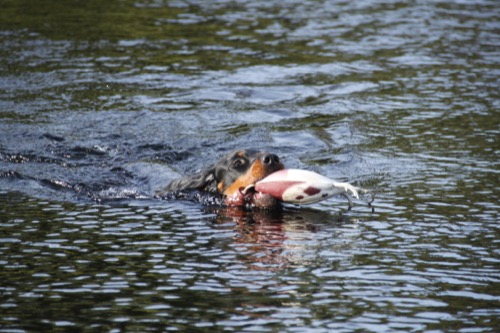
[158,149,283,199]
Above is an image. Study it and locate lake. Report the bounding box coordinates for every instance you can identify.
[0,0,499,332]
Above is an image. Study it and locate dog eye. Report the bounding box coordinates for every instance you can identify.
[232,159,246,168]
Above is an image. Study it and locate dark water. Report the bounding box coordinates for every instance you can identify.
[1,0,499,332]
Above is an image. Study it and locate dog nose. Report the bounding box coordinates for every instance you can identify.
[262,154,280,166]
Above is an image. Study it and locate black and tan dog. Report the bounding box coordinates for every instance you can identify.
[160,149,284,208]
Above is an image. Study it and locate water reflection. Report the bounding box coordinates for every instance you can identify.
[208,206,358,270]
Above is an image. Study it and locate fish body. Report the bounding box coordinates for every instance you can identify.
[255,169,359,205]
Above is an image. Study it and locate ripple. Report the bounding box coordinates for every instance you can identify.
[1,0,499,332]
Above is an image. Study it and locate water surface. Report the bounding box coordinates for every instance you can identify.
[0,0,499,332]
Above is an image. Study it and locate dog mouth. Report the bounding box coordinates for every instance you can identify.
[241,184,256,196]
[224,183,278,208]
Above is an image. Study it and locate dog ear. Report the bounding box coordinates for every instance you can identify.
[162,167,219,194]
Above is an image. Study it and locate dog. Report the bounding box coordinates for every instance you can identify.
[159,149,284,208]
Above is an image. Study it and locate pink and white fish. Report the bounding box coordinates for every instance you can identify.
[254,169,361,205]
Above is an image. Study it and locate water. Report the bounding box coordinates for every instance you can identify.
[1,0,499,332]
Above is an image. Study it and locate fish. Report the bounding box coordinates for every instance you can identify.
[253,169,361,205]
